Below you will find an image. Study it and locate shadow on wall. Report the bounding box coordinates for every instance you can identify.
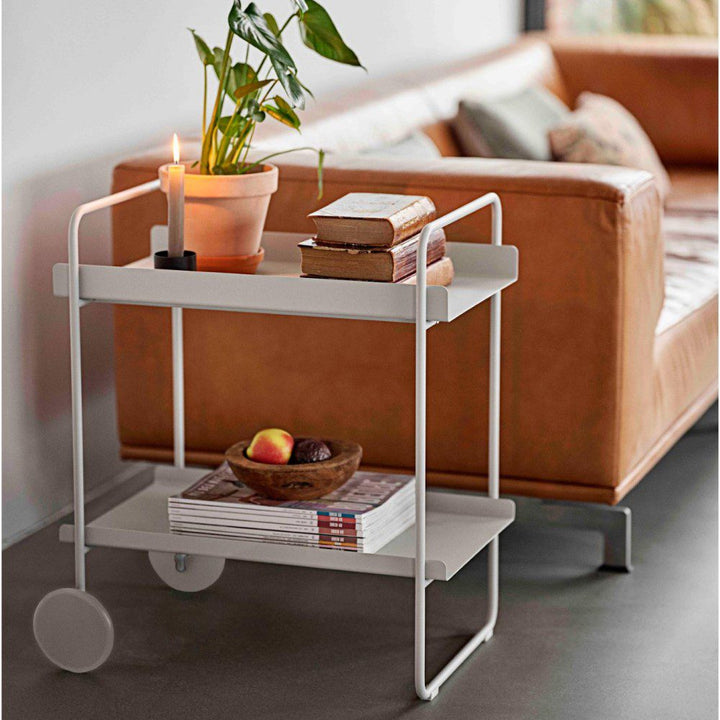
[2,149,165,545]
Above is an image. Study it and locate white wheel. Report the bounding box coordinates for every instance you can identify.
[33,588,114,673]
[148,551,225,592]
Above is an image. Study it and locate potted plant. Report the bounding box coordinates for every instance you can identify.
[172,0,362,272]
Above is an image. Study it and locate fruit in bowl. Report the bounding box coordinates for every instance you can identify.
[246,428,294,465]
[227,429,362,500]
[291,438,332,464]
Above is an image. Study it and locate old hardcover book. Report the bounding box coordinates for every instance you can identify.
[308,193,436,247]
[400,256,455,287]
[298,227,446,282]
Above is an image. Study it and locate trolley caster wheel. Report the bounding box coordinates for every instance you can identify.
[33,588,114,673]
[148,551,225,592]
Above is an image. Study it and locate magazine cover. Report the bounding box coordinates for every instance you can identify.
[174,462,414,518]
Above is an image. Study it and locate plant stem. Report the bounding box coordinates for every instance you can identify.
[239,124,257,167]
[277,12,297,38]
[201,29,233,173]
[216,100,246,166]
[202,67,208,136]
[219,40,270,169]
[258,79,278,105]
[234,75,277,164]
[230,122,254,166]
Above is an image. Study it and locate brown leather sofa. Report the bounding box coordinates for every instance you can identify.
[111,36,717,516]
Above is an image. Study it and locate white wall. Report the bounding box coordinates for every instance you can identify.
[2,0,520,545]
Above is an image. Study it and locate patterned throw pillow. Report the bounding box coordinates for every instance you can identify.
[548,92,671,199]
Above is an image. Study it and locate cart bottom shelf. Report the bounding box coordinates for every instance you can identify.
[60,466,515,581]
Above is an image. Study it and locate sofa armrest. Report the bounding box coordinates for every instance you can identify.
[548,35,718,165]
[265,154,664,482]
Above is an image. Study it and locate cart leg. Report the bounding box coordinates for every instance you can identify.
[148,551,226,592]
[36,196,167,671]
[172,306,185,469]
[33,245,114,671]
[69,213,87,592]
[413,195,503,701]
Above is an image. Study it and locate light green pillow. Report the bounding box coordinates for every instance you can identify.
[453,86,569,161]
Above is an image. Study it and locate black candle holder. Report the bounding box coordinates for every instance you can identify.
[153,250,197,271]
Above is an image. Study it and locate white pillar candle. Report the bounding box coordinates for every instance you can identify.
[167,133,185,258]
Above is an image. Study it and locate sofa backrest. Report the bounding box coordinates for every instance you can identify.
[254,37,569,157]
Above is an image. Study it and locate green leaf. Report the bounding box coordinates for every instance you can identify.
[270,56,305,109]
[226,62,257,98]
[275,96,295,114]
[218,115,246,137]
[262,99,301,130]
[188,28,214,66]
[245,99,266,122]
[233,78,272,101]
[212,46,228,80]
[228,2,296,71]
[297,77,315,99]
[263,12,281,37]
[300,0,363,67]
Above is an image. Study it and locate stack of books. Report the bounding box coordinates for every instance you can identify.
[299,193,454,285]
[169,462,415,554]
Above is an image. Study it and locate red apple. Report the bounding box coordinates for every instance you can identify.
[246,428,294,465]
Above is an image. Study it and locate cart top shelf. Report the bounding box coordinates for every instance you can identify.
[53,229,518,324]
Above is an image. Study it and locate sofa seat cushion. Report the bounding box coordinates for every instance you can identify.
[657,207,718,335]
[666,165,718,213]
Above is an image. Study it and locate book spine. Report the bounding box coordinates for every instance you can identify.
[389,197,436,244]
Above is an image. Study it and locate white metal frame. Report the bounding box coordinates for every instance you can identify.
[64,184,504,700]
[68,179,161,591]
[414,194,501,699]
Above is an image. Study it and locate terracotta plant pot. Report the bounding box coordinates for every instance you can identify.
[159,163,278,273]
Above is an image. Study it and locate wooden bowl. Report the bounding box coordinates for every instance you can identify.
[225,439,362,501]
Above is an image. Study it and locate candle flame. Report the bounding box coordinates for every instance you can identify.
[172,133,180,164]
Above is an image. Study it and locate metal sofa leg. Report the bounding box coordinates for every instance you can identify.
[513,498,633,572]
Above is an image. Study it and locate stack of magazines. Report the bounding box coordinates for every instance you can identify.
[168,462,415,554]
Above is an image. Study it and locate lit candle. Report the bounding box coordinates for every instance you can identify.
[167,133,185,258]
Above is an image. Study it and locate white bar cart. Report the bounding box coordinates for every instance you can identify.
[33,183,518,701]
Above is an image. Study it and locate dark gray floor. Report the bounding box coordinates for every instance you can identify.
[4,414,717,720]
